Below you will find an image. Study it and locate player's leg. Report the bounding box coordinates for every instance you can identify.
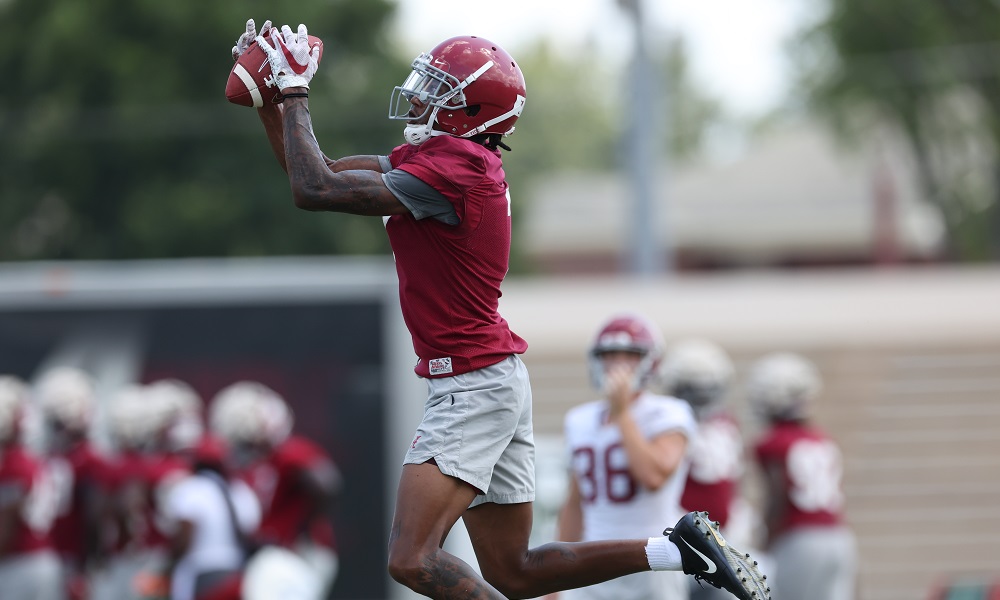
[468,507,770,600]
[464,501,650,599]
[462,355,650,598]
[388,355,541,600]
[387,461,508,599]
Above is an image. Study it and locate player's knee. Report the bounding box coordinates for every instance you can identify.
[480,563,540,599]
[488,577,537,599]
[386,545,426,588]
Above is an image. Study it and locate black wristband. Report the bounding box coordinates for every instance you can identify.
[282,92,309,100]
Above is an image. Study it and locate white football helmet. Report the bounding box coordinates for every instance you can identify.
[242,546,323,600]
[108,384,161,450]
[147,378,201,416]
[660,339,734,413]
[746,352,822,421]
[0,375,27,443]
[258,392,293,447]
[34,366,95,432]
[147,378,204,451]
[210,381,287,446]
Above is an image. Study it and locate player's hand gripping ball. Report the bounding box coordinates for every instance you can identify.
[226,20,323,107]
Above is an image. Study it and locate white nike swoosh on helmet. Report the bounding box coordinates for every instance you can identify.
[681,538,718,574]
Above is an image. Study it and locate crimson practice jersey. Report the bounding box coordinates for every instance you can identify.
[386,135,527,378]
[47,441,111,565]
[0,445,56,555]
[106,450,189,553]
[680,411,743,527]
[563,393,696,541]
[754,421,845,537]
[244,435,340,549]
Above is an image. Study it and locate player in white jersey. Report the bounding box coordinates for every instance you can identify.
[555,314,698,600]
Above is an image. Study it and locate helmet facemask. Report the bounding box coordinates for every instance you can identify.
[389,52,495,145]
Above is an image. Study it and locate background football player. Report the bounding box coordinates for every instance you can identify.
[94,384,189,600]
[659,339,758,600]
[748,352,857,600]
[160,435,261,600]
[555,313,696,600]
[0,374,65,600]
[209,381,341,596]
[34,367,112,600]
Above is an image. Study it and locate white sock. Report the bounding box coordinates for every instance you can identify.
[645,536,683,571]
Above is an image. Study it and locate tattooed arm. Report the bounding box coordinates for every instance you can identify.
[258,102,358,174]
[261,94,409,217]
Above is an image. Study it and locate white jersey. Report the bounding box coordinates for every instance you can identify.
[564,392,697,541]
[165,471,261,600]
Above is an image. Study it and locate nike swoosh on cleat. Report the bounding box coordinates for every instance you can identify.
[680,538,718,574]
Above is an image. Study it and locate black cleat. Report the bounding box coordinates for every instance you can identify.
[665,511,770,600]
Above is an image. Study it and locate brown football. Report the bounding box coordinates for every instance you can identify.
[225,36,323,107]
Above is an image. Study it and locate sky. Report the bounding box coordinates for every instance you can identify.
[392,0,817,118]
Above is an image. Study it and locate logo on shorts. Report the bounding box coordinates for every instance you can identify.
[428,357,453,375]
[411,435,421,449]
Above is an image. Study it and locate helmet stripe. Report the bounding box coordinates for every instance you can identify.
[465,94,526,137]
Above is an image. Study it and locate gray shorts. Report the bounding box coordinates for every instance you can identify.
[770,526,857,600]
[0,550,66,600]
[404,354,535,507]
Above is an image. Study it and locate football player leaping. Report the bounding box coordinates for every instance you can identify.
[233,18,769,600]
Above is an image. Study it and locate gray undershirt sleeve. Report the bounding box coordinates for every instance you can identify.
[380,166,460,225]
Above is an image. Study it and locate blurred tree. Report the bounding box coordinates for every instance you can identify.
[795,0,1000,260]
[0,0,406,260]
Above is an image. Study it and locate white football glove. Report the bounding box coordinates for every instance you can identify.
[256,24,321,91]
[232,18,273,62]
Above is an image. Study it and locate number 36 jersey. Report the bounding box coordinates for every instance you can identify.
[563,392,697,541]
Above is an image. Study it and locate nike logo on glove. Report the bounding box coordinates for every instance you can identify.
[681,538,718,574]
[280,40,313,75]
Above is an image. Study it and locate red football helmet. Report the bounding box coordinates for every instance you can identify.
[587,313,665,391]
[389,35,527,146]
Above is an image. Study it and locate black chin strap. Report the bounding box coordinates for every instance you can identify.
[470,133,512,151]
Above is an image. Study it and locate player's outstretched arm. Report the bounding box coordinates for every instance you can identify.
[231,19,292,174]
[258,104,290,174]
[256,23,408,216]
[279,99,407,215]
[257,104,380,175]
